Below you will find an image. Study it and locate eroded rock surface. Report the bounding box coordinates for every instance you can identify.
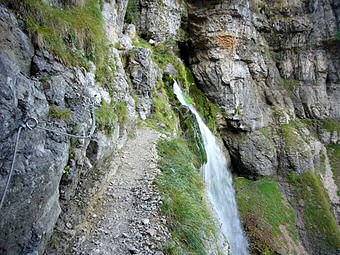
[185,0,339,176]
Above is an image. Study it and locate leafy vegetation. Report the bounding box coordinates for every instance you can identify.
[49,104,71,120]
[234,177,299,254]
[287,172,340,254]
[156,138,218,254]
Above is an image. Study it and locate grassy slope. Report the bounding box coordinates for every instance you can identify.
[287,172,340,254]
[156,138,219,255]
[234,177,299,254]
[327,144,340,195]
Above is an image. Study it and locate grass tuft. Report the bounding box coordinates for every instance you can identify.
[145,80,179,134]
[124,0,139,24]
[5,0,115,87]
[326,144,340,195]
[49,104,71,120]
[95,100,128,134]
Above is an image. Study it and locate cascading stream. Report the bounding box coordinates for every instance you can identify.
[173,82,248,255]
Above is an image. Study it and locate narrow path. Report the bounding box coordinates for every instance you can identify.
[72,127,170,255]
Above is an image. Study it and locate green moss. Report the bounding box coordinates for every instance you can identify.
[132,38,152,48]
[178,109,207,166]
[156,138,218,254]
[124,0,139,24]
[322,119,340,133]
[188,84,220,135]
[150,41,221,135]
[152,40,176,68]
[234,177,299,254]
[327,144,340,193]
[281,78,300,91]
[49,104,71,120]
[335,30,340,41]
[287,172,340,253]
[281,121,311,158]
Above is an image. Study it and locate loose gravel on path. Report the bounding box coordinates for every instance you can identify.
[72,127,170,255]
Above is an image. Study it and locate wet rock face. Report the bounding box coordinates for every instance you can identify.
[185,0,339,176]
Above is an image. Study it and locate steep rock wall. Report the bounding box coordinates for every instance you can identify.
[184,0,339,177]
[0,1,138,253]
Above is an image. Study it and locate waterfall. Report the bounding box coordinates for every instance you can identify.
[173,82,248,255]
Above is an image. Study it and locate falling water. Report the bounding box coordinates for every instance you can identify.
[173,82,248,255]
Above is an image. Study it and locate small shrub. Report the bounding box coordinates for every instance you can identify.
[49,104,71,120]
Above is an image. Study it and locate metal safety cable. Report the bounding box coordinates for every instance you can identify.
[0,108,96,211]
[0,125,24,210]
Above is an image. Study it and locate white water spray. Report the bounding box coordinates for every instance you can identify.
[173,82,248,255]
